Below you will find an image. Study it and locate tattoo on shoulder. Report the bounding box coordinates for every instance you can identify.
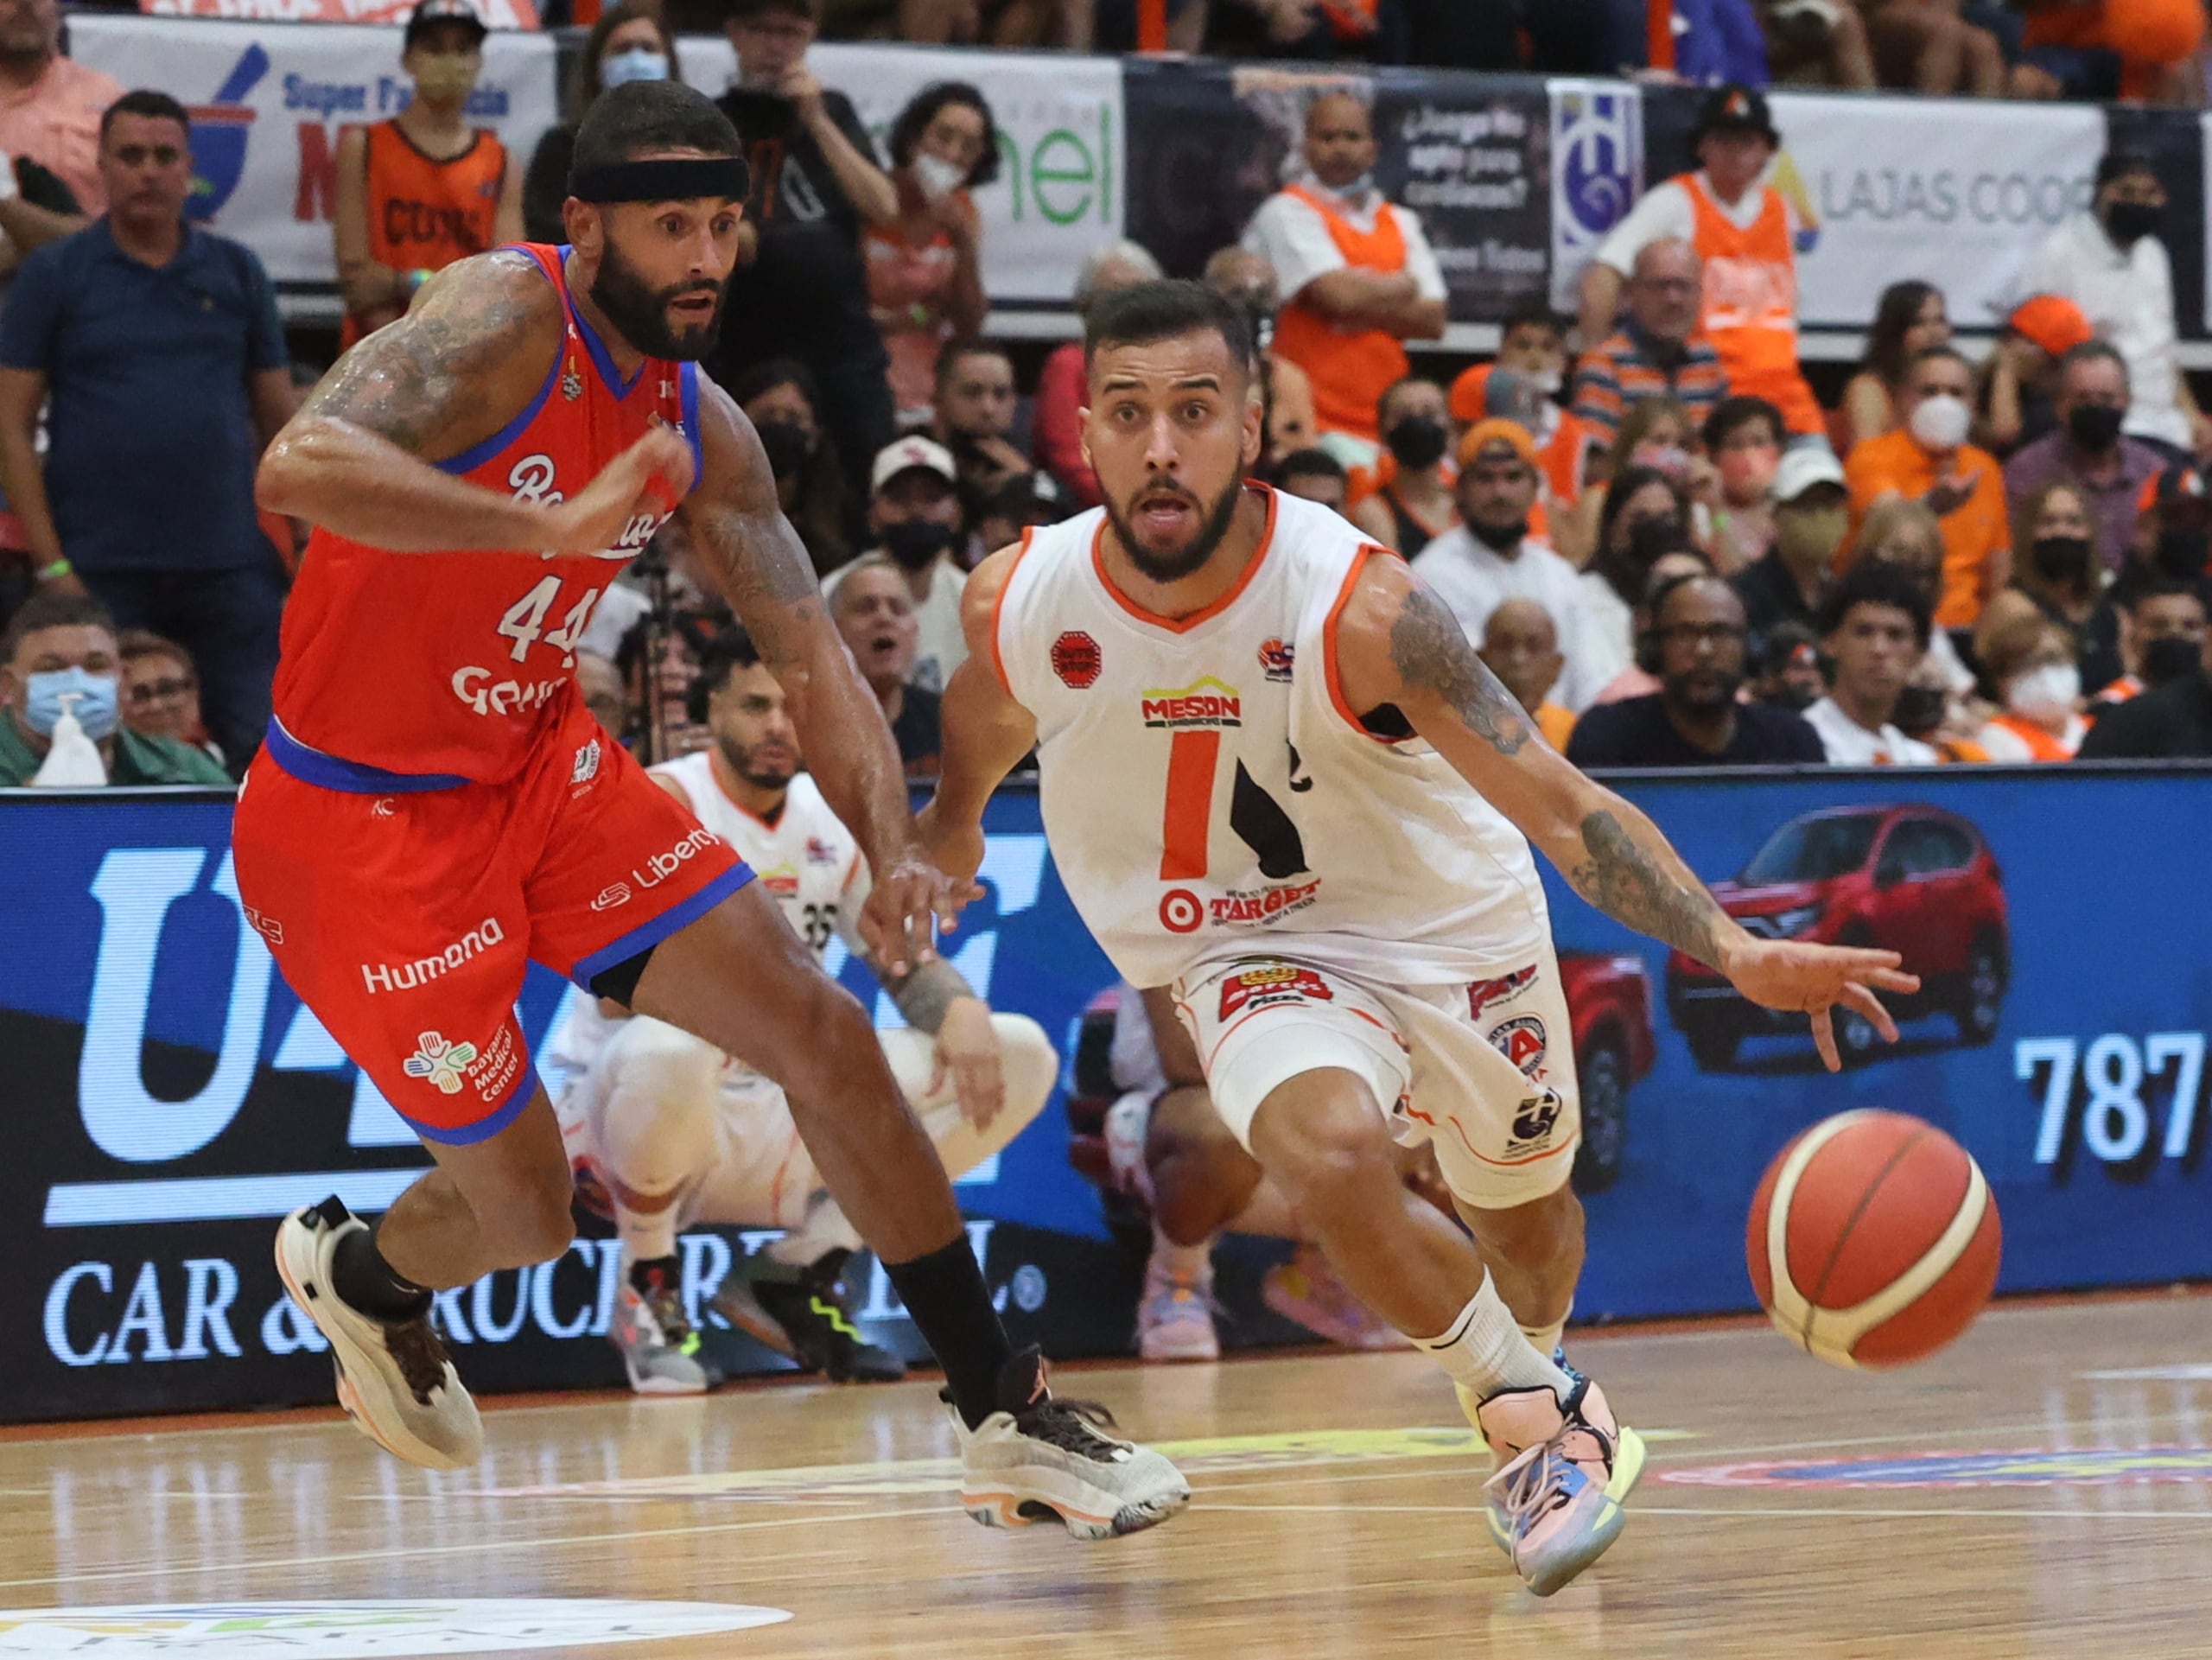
[1567,808,1721,968]
[299,255,548,455]
[1386,582,1530,755]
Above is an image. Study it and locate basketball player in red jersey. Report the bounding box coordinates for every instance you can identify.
[920,281,1916,1591]
[232,81,1189,1540]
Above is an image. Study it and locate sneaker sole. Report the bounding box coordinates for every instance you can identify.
[1136,1324,1221,1363]
[960,1481,1192,1542]
[272,1213,478,1471]
[620,1352,711,1396]
[1522,1494,1626,1598]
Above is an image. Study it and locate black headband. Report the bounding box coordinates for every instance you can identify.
[569,156,751,204]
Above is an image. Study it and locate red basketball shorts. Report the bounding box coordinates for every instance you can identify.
[232,694,751,1145]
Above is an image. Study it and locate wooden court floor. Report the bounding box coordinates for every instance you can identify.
[1,1297,2208,1657]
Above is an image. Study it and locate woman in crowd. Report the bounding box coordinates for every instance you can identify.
[1841,281,1949,449]
[118,631,223,772]
[1578,467,1700,698]
[1559,397,1711,565]
[1703,395,1784,576]
[1351,377,1457,557]
[1852,494,1980,708]
[524,3,683,245]
[1976,480,2105,677]
[868,83,997,429]
[728,359,854,577]
[1972,612,2088,760]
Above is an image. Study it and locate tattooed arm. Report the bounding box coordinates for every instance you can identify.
[1334,554,1917,1071]
[680,378,974,972]
[257,252,690,556]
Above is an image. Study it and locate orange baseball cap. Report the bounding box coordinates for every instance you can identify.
[1457,418,1538,468]
[2008,294,2093,359]
[1449,365,1491,425]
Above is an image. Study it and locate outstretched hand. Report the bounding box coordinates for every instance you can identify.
[858,849,984,977]
[1721,938,1921,1073]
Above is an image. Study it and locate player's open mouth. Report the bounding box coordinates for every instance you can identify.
[668,290,719,321]
[1135,493,1194,537]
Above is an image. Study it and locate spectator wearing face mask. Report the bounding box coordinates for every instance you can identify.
[1846,345,2009,629]
[1733,445,1843,665]
[868,83,996,430]
[1452,305,1595,511]
[1975,292,2093,455]
[523,3,679,245]
[1804,562,1940,766]
[1033,239,1162,509]
[1350,376,1455,557]
[1841,281,1949,453]
[1705,395,1783,575]
[824,437,965,694]
[1410,421,1599,709]
[334,0,521,348]
[0,589,227,785]
[728,358,852,577]
[2018,149,2203,458]
[1568,573,1824,767]
[1478,596,1576,752]
[1976,480,2107,688]
[829,555,939,775]
[1751,619,1825,715]
[2003,342,2160,574]
[1973,614,2086,762]
[1273,447,1349,514]
[2089,580,2208,710]
[1580,467,1698,696]
[117,627,220,768]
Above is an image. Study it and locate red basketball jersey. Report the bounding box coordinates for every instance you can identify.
[270,243,702,786]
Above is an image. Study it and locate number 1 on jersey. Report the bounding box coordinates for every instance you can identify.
[1160,729,1219,881]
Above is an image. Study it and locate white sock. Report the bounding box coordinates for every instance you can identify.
[1150,1220,1215,1279]
[1414,1273,1573,1403]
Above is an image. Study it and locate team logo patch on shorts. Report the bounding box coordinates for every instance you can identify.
[1490,1014,1548,1079]
[403,1032,479,1095]
[1218,964,1334,1020]
[1052,631,1103,690]
[1506,1086,1566,1155]
[1468,964,1538,1020]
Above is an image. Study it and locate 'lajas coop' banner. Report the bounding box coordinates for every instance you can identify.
[2,768,2209,1422]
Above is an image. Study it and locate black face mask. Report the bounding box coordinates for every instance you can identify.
[880,519,958,571]
[2031,534,2094,586]
[754,417,813,481]
[1890,681,1948,738]
[1469,517,1529,553]
[2103,200,2164,248]
[1624,512,1686,575]
[1767,681,1821,713]
[1385,415,1449,472]
[2155,529,2209,582]
[2143,633,2203,686]
[2066,403,2126,454]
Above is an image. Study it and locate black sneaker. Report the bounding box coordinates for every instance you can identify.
[712,1249,906,1383]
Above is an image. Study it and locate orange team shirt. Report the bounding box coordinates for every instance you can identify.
[1681,173,1822,436]
[1270,184,1414,443]
[276,242,700,784]
[346,120,508,344]
[1842,428,2009,629]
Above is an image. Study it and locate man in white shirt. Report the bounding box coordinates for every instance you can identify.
[1242,91,1447,444]
[2017,149,2206,457]
[1410,420,1598,709]
[823,436,967,692]
[1802,562,1941,766]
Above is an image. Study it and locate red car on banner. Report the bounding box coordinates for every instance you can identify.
[1665,804,2010,1070]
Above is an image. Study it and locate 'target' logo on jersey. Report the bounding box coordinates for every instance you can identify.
[1141,677,1242,728]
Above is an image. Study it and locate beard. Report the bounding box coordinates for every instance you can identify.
[590,238,726,362]
[718,732,795,793]
[1103,474,1246,585]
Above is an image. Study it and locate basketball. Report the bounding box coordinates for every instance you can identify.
[2107,0,2205,64]
[1746,1110,2002,1368]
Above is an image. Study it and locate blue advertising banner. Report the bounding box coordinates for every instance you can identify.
[1,770,2207,1420]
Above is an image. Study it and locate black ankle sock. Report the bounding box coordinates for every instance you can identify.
[884,1236,1013,1430]
[330,1220,433,1322]
[628,1253,681,1296]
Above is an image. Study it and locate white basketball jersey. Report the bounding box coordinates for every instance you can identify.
[654,752,866,956]
[995,487,1550,989]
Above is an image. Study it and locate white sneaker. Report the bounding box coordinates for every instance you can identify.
[950,1347,1191,1540]
[274,1198,482,1471]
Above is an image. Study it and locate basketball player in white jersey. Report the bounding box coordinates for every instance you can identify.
[920,281,1918,1596]
[550,631,1057,1395]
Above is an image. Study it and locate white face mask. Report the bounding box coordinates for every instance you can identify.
[2005,662,2081,721]
[599,47,669,89]
[912,151,967,203]
[1908,392,1971,452]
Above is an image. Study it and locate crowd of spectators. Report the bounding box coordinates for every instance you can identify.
[3,0,2212,791]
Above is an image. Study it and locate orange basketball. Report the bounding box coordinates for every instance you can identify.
[2107,0,2205,65]
[1746,1110,2001,1369]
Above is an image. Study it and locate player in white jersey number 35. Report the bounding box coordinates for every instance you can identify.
[920,281,1920,1597]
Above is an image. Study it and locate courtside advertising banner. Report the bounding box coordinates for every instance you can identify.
[70,14,559,288]
[673,37,1126,307]
[138,0,539,27]
[1547,78,1642,316]
[3,771,2212,1421]
[1764,93,2102,330]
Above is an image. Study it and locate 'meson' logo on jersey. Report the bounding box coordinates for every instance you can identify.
[1141,677,1243,729]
